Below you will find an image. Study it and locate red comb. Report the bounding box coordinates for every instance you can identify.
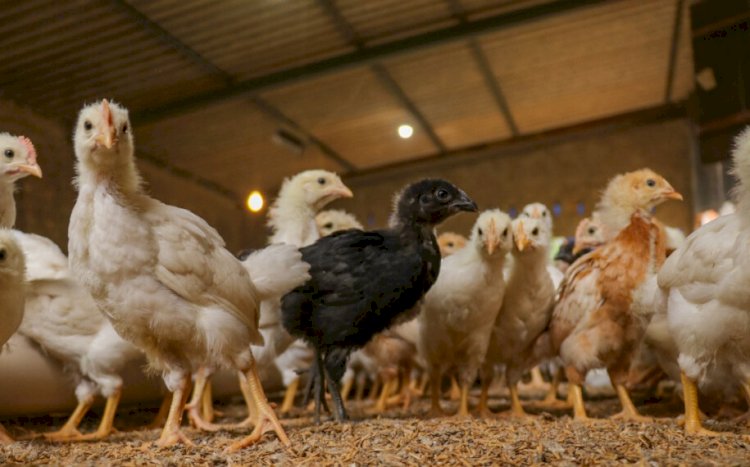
[102,99,113,127]
[18,136,37,164]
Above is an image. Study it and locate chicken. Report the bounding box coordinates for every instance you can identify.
[554,216,606,273]
[437,232,467,256]
[658,127,750,435]
[282,179,477,422]
[68,99,287,450]
[520,202,552,231]
[481,216,556,417]
[0,133,43,228]
[0,230,26,444]
[546,169,682,422]
[419,209,512,417]
[315,209,362,237]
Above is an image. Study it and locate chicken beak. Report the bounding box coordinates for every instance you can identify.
[451,190,478,213]
[485,220,498,255]
[331,183,353,199]
[17,163,42,178]
[514,221,529,252]
[95,99,117,149]
[572,242,586,256]
[662,187,683,201]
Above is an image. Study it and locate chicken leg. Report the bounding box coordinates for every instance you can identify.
[42,394,95,441]
[477,376,494,418]
[226,358,290,452]
[146,394,171,429]
[456,382,471,418]
[428,367,444,417]
[569,383,590,421]
[186,368,222,432]
[448,375,461,401]
[340,376,354,401]
[681,371,719,436]
[321,356,348,422]
[279,377,300,414]
[155,375,193,448]
[354,373,367,402]
[77,387,122,440]
[507,383,529,418]
[519,366,550,395]
[610,383,652,422]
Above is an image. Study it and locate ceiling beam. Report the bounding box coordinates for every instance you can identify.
[317,0,447,153]
[665,0,685,103]
[468,39,520,137]
[111,0,355,173]
[133,0,608,125]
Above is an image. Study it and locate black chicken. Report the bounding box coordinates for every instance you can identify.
[281,179,477,422]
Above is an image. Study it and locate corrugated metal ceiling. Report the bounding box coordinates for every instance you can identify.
[0,0,693,201]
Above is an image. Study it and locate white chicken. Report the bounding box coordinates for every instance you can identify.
[0,133,43,228]
[481,216,556,417]
[418,209,512,417]
[436,231,468,256]
[315,209,362,236]
[0,230,26,444]
[658,127,750,436]
[68,99,291,450]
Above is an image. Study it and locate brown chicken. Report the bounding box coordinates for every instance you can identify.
[546,169,682,422]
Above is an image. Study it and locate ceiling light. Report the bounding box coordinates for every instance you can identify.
[246,190,264,213]
[398,124,414,139]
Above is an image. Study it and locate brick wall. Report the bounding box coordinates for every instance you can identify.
[332,118,696,239]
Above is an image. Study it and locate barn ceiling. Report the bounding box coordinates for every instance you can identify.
[0,0,693,203]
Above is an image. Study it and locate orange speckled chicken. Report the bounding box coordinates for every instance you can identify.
[548,169,682,422]
[437,231,467,256]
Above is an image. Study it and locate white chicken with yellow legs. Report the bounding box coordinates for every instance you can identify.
[419,209,512,417]
[658,127,750,436]
[480,216,555,417]
[0,230,27,444]
[68,99,293,450]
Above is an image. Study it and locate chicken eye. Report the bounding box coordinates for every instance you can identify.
[122,123,128,133]
[542,211,547,217]
[502,228,508,236]
[646,179,656,187]
[3,149,13,159]
[324,222,333,229]
[84,120,93,131]
[447,242,454,247]
[435,188,450,202]
[477,228,483,236]
[0,249,6,260]
[318,177,326,185]
[532,227,539,236]
[588,227,596,235]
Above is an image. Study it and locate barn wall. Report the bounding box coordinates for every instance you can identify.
[0,99,259,253]
[334,118,697,238]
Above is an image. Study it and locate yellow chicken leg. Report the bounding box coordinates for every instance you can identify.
[477,377,494,418]
[340,376,354,401]
[226,359,290,452]
[456,382,470,418]
[147,394,171,429]
[78,388,122,440]
[42,395,95,441]
[155,375,193,448]
[186,370,222,432]
[610,383,651,422]
[428,370,444,417]
[448,375,461,401]
[570,383,590,421]
[279,377,300,414]
[681,371,719,436]
[508,384,529,417]
[201,379,222,422]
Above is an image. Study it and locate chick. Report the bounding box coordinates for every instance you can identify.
[316,209,363,237]
[419,210,512,417]
[546,169,682,422]
[0,230,26,444]
[68,99,287,450]
[282,179,477,422]
[521,202,553,231]
[437,232,468,256]
[0,133,42,228]
[658,127,750,435]
[482,216,555,417]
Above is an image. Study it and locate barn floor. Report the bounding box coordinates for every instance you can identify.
[2,386,749,466]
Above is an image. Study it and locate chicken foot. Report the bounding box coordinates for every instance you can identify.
[41,394,95,441]
[680,371,719,436]
[610,383,652,422]
[76,388,122,441]
[186,369,223,432]
[226,359,290,452]
[154,375,193,448]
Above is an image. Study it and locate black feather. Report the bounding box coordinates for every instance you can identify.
[281,179,476,422]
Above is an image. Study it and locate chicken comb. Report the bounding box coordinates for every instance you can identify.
[101,99,113,127]
[18,136,36,164]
